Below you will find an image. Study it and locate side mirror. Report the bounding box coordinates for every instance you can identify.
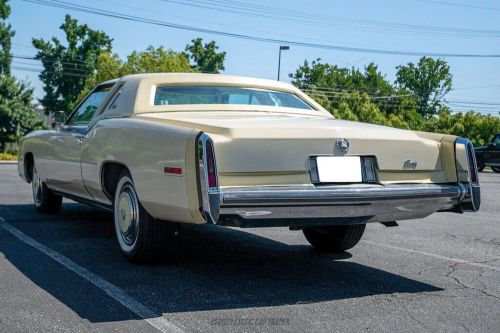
[52,111,66,128]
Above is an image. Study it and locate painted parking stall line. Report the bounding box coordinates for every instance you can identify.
[0,217,184,333]
[362,240,500,272]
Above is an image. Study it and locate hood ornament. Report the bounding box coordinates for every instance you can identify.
[336,138,350,152]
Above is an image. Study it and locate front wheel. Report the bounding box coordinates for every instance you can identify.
[492,166,500,173]
[113,172,179,263]
[303,224,366,252]
[32,164,62,214]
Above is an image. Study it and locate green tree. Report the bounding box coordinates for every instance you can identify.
[423,109,500,146]
[0,0,42,151]
[124,46,193,74]
[290,59,415,128]
[395,57,452,118]
[289,57,499,146]
[184,38,226,73]
[290,59,407,114]
[32,15,112,115]
[0,0,14,75]
[0,76,43,151]
[80,46,194,99]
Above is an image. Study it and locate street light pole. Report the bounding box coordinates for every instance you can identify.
[277,45,290,81]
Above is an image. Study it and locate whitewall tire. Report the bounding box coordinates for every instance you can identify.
[113,172,179,263]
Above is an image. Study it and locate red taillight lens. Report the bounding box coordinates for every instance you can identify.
[466,143,478,183]
[205,139,218,189]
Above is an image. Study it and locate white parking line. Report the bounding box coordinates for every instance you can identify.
[362,240,500,272]
[0,218,184,333]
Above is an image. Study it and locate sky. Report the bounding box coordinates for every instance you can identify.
[8,0,500,115]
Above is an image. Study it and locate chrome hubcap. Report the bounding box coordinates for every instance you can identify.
[117,184,139,246]
[32,167,42,205]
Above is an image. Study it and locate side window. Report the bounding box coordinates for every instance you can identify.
[100,83,124,115]
[67,86,112,126]
[493,135,500,145]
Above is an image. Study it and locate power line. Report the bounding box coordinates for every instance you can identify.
[301,89,414,100]
[414,0,500,12]
[12,50,500,93]
[12,55,89,71]
[11,66,497,115]
[13,53,500,105]
[21,0,500,58]
[89,0,355,46]
[445,99,500,106]
[11,65,88,77]
[161,0,500,37]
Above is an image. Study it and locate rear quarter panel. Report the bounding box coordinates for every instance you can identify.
[17,130,54,182]
[413,131,459,183]
[81,117,205,224]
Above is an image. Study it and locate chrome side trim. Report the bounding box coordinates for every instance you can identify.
[196,132,220,224]
[218,183,465,228]
[51,189,113,211]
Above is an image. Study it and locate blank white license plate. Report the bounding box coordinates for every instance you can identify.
[316,156,362,183]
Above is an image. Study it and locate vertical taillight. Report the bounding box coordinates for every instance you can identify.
[196,132,220,224]
[205,139,218,189]
[466,143,478,183]
[455,137,481,212]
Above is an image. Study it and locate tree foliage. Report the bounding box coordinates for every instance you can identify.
[0,0,14,76]
[0,76,43,150]
[290,57,499,146]
[0,0,42,151]
[80,46,194,99]
[32,15,112,115]
[395,57,452,118]
[184,38,226,73]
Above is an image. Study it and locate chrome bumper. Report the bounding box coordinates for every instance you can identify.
[216,183,478,228]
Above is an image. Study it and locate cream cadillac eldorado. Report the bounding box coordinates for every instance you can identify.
[18,73,481,263]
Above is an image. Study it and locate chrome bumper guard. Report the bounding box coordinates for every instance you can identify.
[217,183,474,228]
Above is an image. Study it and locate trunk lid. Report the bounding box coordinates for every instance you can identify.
[138,111,443,185]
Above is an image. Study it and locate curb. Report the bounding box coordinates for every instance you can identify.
[0,161,18,165]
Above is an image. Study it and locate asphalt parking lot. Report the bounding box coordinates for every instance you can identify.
[0,164,498,333]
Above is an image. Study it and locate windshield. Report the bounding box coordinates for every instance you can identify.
[154,86,313,110]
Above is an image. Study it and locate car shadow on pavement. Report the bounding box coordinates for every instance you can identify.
[0,202,443,322]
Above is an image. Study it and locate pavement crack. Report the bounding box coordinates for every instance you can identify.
[415,266,432,276]
[444,232,500,247]
[459,322,471,333]
[444,263,500,300]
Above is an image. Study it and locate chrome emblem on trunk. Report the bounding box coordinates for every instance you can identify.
[403,160,418,170]
[336,139,350,152]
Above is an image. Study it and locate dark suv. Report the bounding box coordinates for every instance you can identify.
[475,133,500,173]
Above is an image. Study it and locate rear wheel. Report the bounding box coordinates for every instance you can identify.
[492,166,500,173]
[31,164,62,214]
[303,224,366,252]
[113,171,179,263]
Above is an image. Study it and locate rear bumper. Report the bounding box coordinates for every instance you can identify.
[217,183,479,228]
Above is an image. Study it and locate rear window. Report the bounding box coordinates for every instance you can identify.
[153,86,313,110]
